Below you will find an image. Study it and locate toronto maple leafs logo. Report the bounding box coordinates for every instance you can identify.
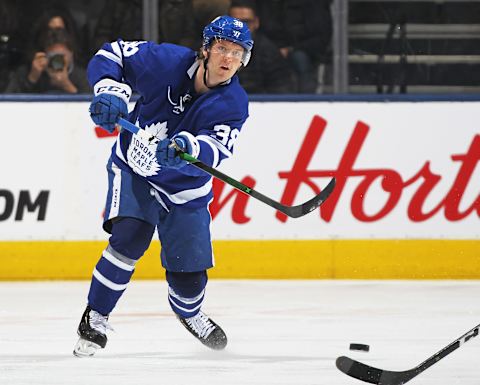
[127,121,168,177]
[142,121,168,144]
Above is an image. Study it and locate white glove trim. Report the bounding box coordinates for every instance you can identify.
[94,78,132,105]
[176,131,200,158]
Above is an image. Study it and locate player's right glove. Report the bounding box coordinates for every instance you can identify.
[89,94,128,133]
[156,132,200,169]
[90,78,132,133]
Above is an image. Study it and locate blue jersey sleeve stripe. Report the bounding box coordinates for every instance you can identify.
[197,134,232,159]
[110,41,123,58]
[96,49,123,68]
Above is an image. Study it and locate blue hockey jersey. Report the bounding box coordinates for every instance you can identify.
[87,40,249,209]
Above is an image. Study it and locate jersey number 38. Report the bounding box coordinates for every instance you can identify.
[213,124,239,151]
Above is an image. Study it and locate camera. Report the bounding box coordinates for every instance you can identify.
[47,53,65,71]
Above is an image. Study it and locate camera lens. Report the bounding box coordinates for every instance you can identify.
[48,54,65,70]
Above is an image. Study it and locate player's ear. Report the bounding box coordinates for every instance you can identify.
[202,47,209,59]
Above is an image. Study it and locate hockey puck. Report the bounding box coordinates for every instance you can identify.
[349,343,370,352]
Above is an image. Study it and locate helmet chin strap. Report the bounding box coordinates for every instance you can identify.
[202,56,214,90]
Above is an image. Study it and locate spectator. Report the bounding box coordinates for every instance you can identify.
[257,0,332,93]
[29,3,87,65]
[0,0,24,92]
[92,0,197,52]
[229,0,296,93]
[6,28,90,94]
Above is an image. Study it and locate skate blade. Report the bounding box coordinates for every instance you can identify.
[73,338,101,357]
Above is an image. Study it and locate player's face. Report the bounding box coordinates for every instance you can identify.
[206,40,244,83]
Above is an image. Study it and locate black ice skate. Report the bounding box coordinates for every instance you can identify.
[178,311,227,350]
[73,306,111,357]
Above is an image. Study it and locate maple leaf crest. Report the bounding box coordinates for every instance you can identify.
[143,121,168,145]
[126,120,169,177]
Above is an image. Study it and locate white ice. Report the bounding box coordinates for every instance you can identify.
[0,280,479,385]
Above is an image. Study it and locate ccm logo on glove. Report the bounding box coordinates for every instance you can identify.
[90,78,132,133]
[96,85,131,99]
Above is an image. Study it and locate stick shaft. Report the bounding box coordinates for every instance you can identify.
[117,118,334,218]
[118,118,261,197]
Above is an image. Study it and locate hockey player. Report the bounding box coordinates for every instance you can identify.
[73,15,253,357]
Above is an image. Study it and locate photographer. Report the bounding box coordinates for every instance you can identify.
[6,28,90,94]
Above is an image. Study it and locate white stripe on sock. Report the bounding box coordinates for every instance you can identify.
[102,249,135,272]
[168,296,204,314]
[93,268,128,291]
[168,286,205,304]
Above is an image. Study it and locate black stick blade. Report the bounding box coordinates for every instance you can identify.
[336,356,415,385]
[281,177,336,218]
[336,356,383,384]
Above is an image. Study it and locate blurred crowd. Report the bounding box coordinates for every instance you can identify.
[0,0,333,95]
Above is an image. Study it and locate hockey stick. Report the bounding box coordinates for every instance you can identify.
[117,118,336,218]
[336,322,480,385]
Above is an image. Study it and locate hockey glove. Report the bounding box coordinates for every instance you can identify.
[89,93,128,133]
[90,78,132,133]
[156,132,200,169]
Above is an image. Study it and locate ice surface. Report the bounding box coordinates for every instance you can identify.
[0,280,479,385]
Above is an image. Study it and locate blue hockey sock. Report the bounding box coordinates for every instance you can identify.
[166,271,208,318]
[88,218,155,315]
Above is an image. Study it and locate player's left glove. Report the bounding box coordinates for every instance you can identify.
[156,132,200,169]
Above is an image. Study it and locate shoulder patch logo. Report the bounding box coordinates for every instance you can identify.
[167,86,192,115]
